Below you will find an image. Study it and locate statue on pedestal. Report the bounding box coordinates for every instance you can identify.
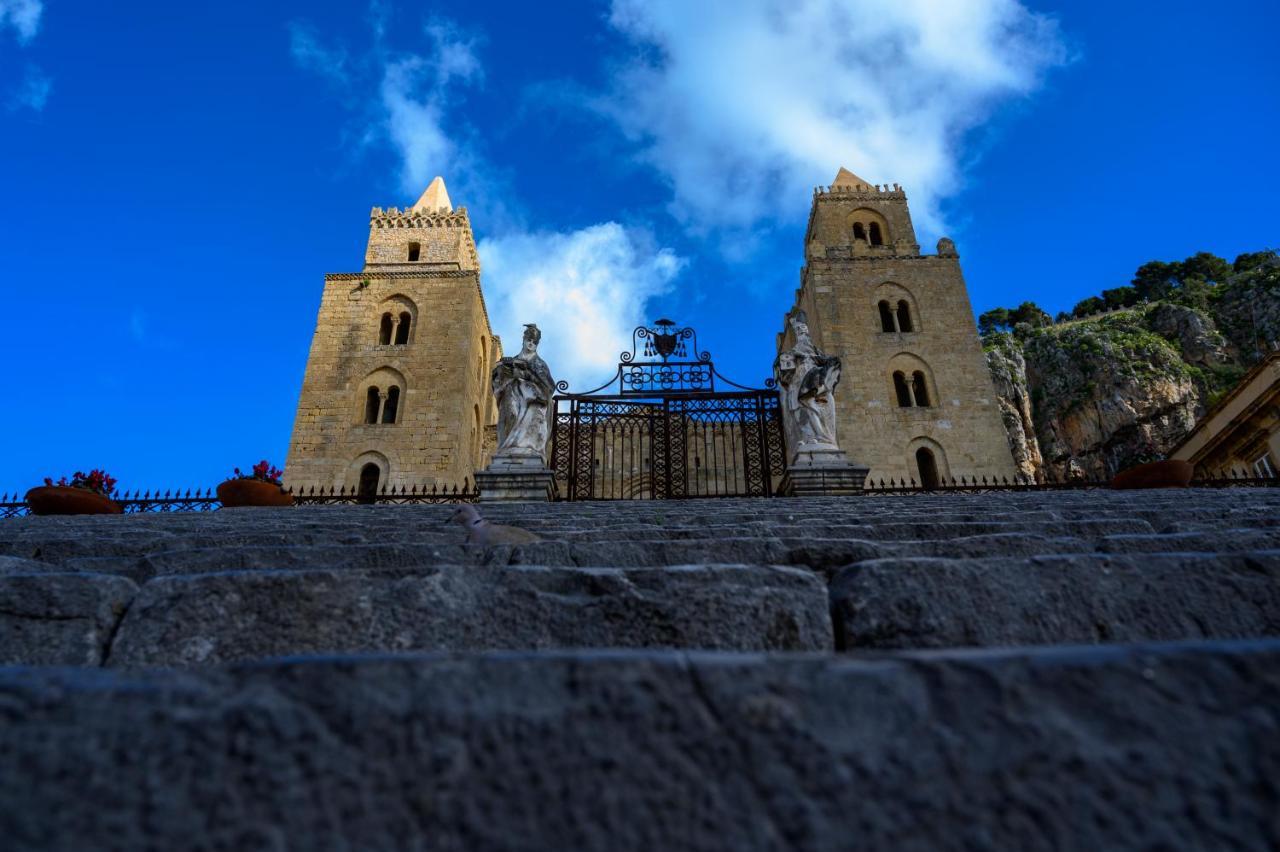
[774,311,842,453]
[772,311,867,496]
[492,323,555,463]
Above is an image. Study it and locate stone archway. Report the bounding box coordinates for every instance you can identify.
[357,463,380,503]
[915,447,941,489]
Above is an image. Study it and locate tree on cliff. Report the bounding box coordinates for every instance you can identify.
[979,302,1052,337]
[1063,252,1254,321]
[1130,252,1233,310]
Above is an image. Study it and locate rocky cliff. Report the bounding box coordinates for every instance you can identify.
[985,252,1279,481]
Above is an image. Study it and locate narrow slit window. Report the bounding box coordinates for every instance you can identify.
[382,386,400,424]
[407,242,421,262]
[897,300,913,332]
[364,387,381,424]
[878,300,896,333]
[378,313,393,345]
[912,371,930,407]
[473,404,481,456]
[394,312,411,345]
[893,372,913,407]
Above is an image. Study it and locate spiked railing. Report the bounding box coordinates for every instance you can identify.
[0,480,479,518]
[1,471,1274,517]
[289,481,479,506]
[861,469,1279,494]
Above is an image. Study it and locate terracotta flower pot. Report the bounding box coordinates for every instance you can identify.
[25,485,122,515]
[216,478,294,508]
[1110,459,1195,490]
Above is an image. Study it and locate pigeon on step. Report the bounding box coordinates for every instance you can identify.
[446,504,543,546]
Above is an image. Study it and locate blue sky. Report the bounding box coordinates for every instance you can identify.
[1,0,1277,492]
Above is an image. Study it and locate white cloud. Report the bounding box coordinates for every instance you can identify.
[289,15,484,198]
[0,0,41,44]
[8,64,49,111]
[599,0,1066,243]
[288,23,351,86]
[292,12,687,388]
[379,55,461,195]
[479,224,684,390]
[377,23,483,196]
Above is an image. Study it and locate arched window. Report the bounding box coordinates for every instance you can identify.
[893,371,913,407]
[878,300,897,333]
[896,300,913,332]
[381,386,400,424]
[916,448,940,489]
[911,371,931,407]
[394,311,411,345]
[853,222,867,241]
[869,222,884,246]
[358,463,380,504]
[473,403,481,458]
[378,313,394,345]
[364,387,381,424]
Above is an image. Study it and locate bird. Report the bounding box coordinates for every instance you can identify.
[446,504,543,546]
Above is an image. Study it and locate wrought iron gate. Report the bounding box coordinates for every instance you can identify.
[550,320,786,500]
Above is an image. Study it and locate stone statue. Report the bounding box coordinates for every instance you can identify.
[774,311,842,452]
[492,323,555,462]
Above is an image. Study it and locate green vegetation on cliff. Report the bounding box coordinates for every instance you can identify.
[981,250,1278,480]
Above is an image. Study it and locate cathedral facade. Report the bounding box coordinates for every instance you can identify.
[285,168,1016,496]
[284,178,500,494]
[776,168,1018,485]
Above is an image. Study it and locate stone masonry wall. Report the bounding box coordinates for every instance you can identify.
[363,208,480,271]
[782,182,1018,483]
[285,270,498,491]
[285,201,499,492]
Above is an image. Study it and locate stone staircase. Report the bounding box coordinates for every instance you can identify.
[2,489,1279,849]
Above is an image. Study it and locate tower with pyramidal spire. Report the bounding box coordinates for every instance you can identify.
[285,177,500,494]
[777,168,1018,486]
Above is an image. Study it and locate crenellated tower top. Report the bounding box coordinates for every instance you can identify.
[364,176,480,272]
[805,166,920,259]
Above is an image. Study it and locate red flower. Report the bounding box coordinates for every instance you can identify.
[45,469,117,496]
[232,460,283,485]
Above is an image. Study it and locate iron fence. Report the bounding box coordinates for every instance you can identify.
[289,482,479,506]
[1,470,1275,518]
[863,469,1280,494]
[550,318,788,501]
[0,481,479,518]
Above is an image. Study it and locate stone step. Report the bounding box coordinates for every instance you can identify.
[0,572,136,666]
[0,564,832,667]
[1098,528,1280,554]
[2,640,1275,850]
[8,547,1279,668]
[4,523,1176,579]
[4,532,1094,582]
[831,551,1280,650]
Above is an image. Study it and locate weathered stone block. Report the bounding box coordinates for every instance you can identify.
[1,641,1276,850]
[831,552,1280,650]
[0,573,137,665]
[107,563,831,665]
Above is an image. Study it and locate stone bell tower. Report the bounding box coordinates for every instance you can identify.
[285,177,501,494]
[777,167,1017,485]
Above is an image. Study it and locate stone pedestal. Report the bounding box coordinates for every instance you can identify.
[475,453,556,502]
[777,448,869,497]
